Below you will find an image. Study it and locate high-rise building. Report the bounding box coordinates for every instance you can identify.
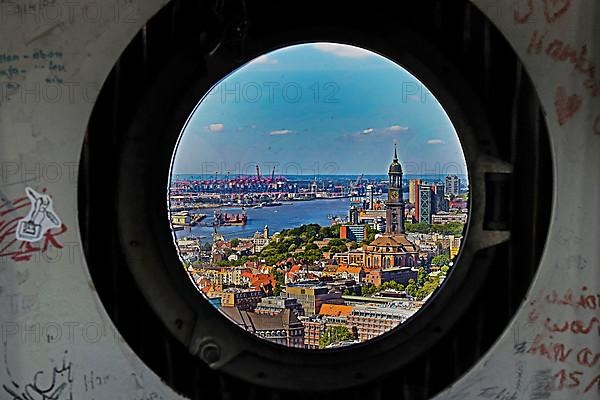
[418,185,434,224]
[445,175,460,196]
[366,185,375,210]
[408,179,421,204]
[340,224,367,242]
[348,205,359,224]
[385,144,405,234]
[434,182,448,212]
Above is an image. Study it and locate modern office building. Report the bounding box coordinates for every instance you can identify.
[340,224,367,242]
[408,179,422,205]
[434,182,449,212]
[445,175,460,196]
[418,184,435,224]
[348,206,360,224]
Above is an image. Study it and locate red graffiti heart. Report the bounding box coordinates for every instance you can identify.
[514,0,534,24]
[554,86,582,126]
[543,0,572,23]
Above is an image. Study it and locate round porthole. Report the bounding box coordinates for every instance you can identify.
[80,0,553,396]
[168,43,471,350]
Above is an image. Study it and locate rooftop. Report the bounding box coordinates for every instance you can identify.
[221,308,302,332]
[319,304,354,317]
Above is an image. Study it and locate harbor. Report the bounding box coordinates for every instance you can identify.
[174,198,351,241]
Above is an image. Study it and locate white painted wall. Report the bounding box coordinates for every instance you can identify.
[0,1,185,398]
[436,1,600,398]
[0,1,597,399]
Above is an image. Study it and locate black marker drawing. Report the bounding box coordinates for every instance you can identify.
[3,340,73,400]
[16,188,61,243]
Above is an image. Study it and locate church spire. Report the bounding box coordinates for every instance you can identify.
[386,142,405,235]
[388,143,402,175]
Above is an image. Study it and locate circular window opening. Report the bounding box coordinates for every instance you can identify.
[168,43,469,350]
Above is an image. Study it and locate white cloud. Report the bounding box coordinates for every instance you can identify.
[208,123,224,132]
[360,128,374,135]
[269,129,292,136]
[312,43,374,59]
[427,139,445,145]
[252,55,278,65]
[386,125,409,132]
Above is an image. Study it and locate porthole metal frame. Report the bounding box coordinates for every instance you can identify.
[110,25,517,391]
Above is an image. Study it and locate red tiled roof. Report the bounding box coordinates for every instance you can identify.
[289,265,302,273]
[319,304,353,317]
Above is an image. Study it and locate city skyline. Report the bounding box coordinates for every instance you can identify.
[172,42,467,176]
[171,144,469,349]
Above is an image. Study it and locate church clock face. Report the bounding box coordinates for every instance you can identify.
[389,189,399,201]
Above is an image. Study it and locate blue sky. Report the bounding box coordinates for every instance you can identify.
[172,43,467,177]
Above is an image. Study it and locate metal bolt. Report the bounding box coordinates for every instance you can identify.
[199,341,221,364]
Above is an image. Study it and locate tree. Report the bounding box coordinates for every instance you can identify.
[328,238,345,247]
[431,222,464,236]
[319,224,340,238]
[319,325,355,348]
[416,274,442,300]
[405,278,418,298]
[329,244,347,254]
[319,226,330,238]
[405,222,431,233]
[431,254,450,267]
[230,238,240,247]
[301,249,323,262]
[365,225,378,242]
[381,281,403,292]
[273,268,285,296]
[361,283,377,296]
[417,267,427,287]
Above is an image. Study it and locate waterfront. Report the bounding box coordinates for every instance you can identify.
[174,198,352,242]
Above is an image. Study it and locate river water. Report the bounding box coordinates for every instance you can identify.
[174,198,352,242]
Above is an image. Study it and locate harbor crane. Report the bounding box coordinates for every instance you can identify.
[354,173,364,188]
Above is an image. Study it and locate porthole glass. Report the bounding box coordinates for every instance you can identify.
[168,43,469,349]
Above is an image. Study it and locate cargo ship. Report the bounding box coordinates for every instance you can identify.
[213,208,247,226]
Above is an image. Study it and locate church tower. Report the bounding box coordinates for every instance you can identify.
[385,144,405,234]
